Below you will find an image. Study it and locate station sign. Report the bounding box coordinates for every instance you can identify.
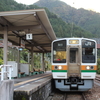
[26,34,33,40]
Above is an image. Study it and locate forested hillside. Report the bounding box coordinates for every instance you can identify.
[35,0,100,37]
[0,0,95,38]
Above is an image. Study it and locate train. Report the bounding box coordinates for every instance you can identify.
[51,38,97,91]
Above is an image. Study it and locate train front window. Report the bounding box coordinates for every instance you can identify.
[82,40,96,63]
[53,40,66,63]
[70,49,77,63]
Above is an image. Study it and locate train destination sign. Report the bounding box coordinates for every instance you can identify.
[82,40,95,48]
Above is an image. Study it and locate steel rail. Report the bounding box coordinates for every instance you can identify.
[82,93,87,100]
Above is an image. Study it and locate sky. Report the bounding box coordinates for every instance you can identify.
[14,0,100,13]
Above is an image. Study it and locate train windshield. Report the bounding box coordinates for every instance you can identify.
[82,40,96,63]
[53,40,66,63]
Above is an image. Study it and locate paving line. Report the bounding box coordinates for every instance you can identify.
[14,74,52,88]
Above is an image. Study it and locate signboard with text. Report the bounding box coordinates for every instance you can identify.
[26,34,33,40]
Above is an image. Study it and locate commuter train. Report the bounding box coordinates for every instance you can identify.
[51,38,97,91]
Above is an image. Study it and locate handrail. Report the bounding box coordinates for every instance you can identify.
[0,65,13,81]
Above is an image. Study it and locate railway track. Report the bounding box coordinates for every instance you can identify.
[65,93,86,100]
[47,76,100,100]
[95,77,100,81]
[47,91,87,100]
[94,76,100,86]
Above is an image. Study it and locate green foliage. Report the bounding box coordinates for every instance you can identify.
[33,53,41,68]
[97,49,100,58]
[22,97,26,100]
[20,49,28,63]
[0,48,3,65]
[0,0,95,38]
[35,0,100,37]
[0,59,3,65]
[97,58,100,66]
[97,65,100,74]
[97,59,100,74]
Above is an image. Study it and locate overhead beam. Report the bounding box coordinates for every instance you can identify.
[28,50,50,53]
[0,33,19,46]
[8,25,41,31]
[33,33,46,35]
[8,39,19,46]
[26,43,51,47]
[12,31,47,52]
[0,31,47,52]
[0,25,41,31]
[6,33,46,37]
[0,16,12,26]
[12,31,32,44]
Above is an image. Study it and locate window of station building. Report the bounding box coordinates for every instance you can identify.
[82,40,96,63]
[53,40,66,63]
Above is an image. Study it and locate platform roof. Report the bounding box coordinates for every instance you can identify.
[0,9,56,52]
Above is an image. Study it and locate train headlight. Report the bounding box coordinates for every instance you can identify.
[90,66,94,69]
[55,66,58,69]
[58,66,62,69]
[86,66,90,70]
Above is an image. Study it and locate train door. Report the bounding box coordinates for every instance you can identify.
[68,47,81,77]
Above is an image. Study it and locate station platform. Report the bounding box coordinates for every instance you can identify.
[13,71,53,100]
[14,71,52,88]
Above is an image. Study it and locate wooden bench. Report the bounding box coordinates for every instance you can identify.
[18,69,25,78]
[33,69,39,75]
[39,69,44,74]
[29,68,44,75]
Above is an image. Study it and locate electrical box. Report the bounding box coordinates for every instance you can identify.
[7,61,18,77]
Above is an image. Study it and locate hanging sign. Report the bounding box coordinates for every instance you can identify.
[21,39,25,48]
[26,34,33,40]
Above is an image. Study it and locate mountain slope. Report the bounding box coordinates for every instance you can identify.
[35,0,100,37]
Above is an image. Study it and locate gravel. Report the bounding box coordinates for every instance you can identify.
[84,75,100,100]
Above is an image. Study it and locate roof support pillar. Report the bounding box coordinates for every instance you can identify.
[17,38,21,71]
[3,27,8,79]
[41,53,45,71]
[28,52,30,63]
[31,46,34,70]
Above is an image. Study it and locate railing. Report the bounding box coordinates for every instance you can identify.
[0,65,13,81]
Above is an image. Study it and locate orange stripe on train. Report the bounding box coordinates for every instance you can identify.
[81,65,97,70]
[51,65,68,70]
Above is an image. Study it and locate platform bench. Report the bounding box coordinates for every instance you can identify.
[39,71,44,74]
[33,71,39,75]
[18,72,25,78]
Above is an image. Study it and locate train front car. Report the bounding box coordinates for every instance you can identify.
[51,38,97,91]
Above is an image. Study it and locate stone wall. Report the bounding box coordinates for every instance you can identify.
[14,79,53,100]
[0,80,14,100]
